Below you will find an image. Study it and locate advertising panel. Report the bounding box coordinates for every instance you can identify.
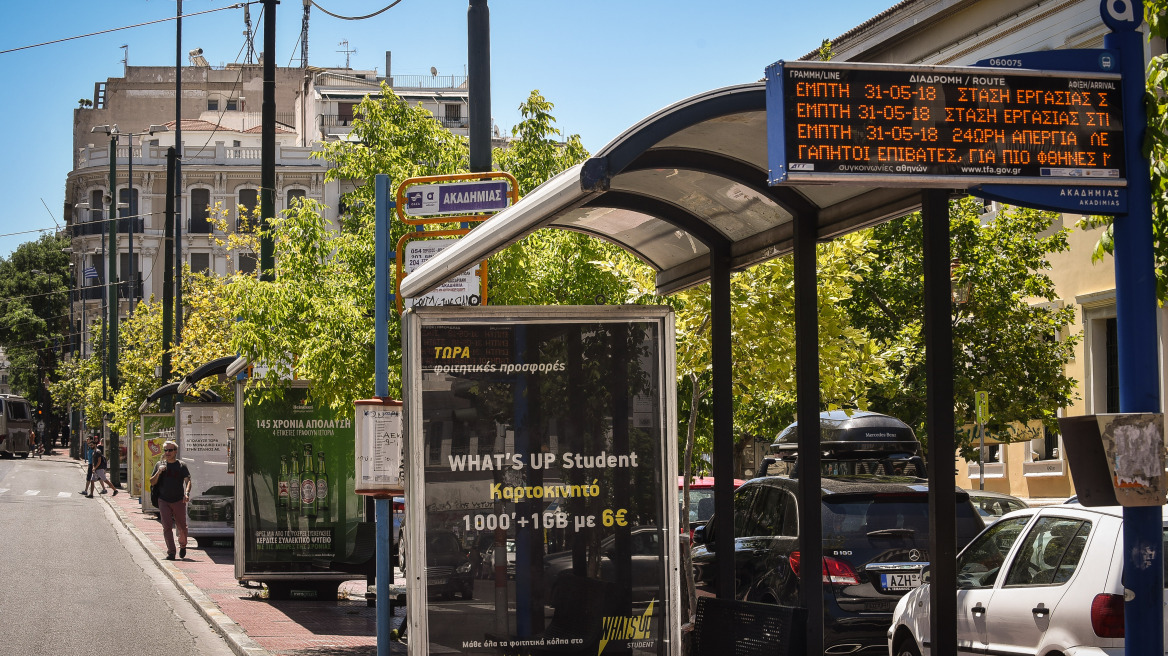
[235,383,362,581]
[129,423,143,498]
[176,403,235,538]
[140,413,175,514]
[403,306,679,656]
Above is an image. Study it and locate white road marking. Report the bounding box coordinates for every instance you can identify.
[58,492,71,498]
[24,490,39,496]
[0,488,7,494]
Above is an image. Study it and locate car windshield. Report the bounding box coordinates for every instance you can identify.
[687,489,716,522]
[823,495,983,540]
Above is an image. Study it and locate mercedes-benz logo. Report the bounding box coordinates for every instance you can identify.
[908,549,922,562]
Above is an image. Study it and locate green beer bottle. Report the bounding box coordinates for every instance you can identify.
[289,452,301,509]
[301,443,317,518]
[278,455,290,509]
[316,450,329,518]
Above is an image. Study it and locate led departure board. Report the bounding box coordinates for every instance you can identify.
[766,61,1125,186]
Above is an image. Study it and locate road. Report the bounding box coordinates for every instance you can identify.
[0,454,234,656]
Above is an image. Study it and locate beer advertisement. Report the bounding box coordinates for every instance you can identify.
[235,383,361,578]
[403,306,679,656]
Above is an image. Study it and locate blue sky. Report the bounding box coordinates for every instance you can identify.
[0,0,892,258]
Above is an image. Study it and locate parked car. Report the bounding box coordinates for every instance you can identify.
[965,489,1028,527]
[679,476,744,535]
[187,485,235,523]
[691,475,984,655]
[888,504,1166,656]
[544,525,663,606]
[425,531,474,600]
[764,410,926,478]
[481,538,517,578]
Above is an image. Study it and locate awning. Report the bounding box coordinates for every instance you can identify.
[401,82,925,299]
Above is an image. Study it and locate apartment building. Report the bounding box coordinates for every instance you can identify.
[65,51,471,353]
[822,0,1168,499]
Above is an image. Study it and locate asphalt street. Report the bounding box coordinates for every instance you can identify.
[0,454,234,656]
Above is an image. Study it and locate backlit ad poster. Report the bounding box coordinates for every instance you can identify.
[176,403,235,538]
[403,306,679,656]
[235,383,362,582]
[140,413,176,514]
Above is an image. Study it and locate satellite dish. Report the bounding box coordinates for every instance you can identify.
[430,66,438,76]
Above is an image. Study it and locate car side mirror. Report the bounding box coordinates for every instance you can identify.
[692,524,707,546]
[920,565,930,584]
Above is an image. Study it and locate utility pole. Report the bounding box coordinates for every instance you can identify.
[162,148,176,398]
[260,0,276,281]
[468,0,491,174]
[105,131,121,486]
[174,0,184,346]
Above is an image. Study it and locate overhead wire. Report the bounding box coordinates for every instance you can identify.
[0,4,252,56]
[309,1,403,21]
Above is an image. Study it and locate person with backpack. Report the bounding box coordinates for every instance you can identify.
[150,440,191,560]
[87,439,117,497]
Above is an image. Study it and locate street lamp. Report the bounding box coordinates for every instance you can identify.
[91,123,167,314]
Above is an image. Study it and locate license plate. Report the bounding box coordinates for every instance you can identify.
[430,577,448,586]
[880,572,921,591]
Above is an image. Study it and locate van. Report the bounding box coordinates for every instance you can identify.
[0,394,34,458]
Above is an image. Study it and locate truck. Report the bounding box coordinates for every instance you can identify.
[0,394,34,458]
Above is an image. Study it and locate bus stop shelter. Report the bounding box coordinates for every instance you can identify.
[399,81,963,653]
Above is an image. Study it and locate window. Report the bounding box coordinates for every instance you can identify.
[237,188,258,232]
[445,103,462,124]
[237,253,257,275]
[190,188,212,233]
[1004,517,1090,586]
[190,252,210,274]
[208,99,219,111]
[286,188,307,210]
[89,190,104,222]
[731,485,758,538]
[956,516,1029,589]
[226,98,238,111]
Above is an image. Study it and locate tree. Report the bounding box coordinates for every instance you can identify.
[844,197,1079,458]
[0,233,72,422]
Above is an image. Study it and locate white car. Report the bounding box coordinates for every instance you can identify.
[888,504,1167,656]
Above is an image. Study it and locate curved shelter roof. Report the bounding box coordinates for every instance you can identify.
[400,82,925,299]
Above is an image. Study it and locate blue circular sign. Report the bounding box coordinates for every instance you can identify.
[1100,0,1143,31]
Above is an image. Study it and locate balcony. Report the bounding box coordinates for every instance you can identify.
[118,275,144,301]
[77,142,323,169]
[71,217,144,238]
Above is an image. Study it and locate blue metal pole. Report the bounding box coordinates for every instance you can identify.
[1105,3,1163,653]
[375,174,392,656]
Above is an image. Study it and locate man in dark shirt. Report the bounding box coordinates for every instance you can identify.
[149,440,192,559]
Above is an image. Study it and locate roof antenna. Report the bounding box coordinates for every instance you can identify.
[120,44,128,76]
[337,39,356,69]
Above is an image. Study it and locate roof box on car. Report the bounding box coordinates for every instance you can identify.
[771,410,920,458]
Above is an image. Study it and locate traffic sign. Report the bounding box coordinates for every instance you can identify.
[975,390,989,424]
[396,172,518,224]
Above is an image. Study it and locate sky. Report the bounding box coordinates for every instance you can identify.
[0,0,895,258]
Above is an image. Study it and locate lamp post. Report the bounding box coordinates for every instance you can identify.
[91,124,167,315]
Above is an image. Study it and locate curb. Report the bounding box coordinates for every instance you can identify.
[92,466,271,656]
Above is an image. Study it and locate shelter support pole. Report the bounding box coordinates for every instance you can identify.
[711,242,735,601]
[922,189,957,656]
[374,174,392,656]
[1107,24,1164,656]
[793,209,823,655]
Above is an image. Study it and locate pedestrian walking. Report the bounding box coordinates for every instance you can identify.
[88,439,117,497]
[82,436,96,495]
[150,440,191,560]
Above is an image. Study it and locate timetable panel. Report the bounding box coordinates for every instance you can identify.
[769,62,1125,186]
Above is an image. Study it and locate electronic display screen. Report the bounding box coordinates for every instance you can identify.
[768,62,1125,186]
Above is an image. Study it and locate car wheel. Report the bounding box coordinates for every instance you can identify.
[462,585,473,600]
[19,452,29,459]
[894,637,922,656]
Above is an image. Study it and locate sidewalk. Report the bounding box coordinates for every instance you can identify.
[58,451,405,656]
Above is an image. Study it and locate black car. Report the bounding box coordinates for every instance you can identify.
[425,531,474,600]
[691,475,984,655]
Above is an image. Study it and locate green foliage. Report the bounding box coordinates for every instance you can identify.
[0,233,72,406]
[844,197,1079,457]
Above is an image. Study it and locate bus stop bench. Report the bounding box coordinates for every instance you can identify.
[692,597,806,656]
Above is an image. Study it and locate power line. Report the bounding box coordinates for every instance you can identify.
[310,0,403,21]
[0,4,250,56]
